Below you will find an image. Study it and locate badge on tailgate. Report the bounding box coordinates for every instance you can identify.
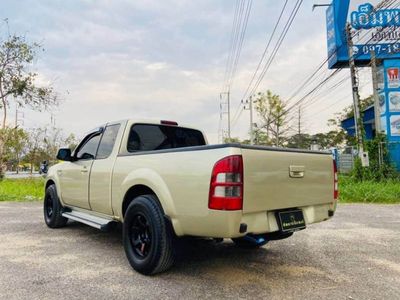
[289,165,305,178]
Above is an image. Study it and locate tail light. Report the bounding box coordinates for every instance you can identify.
[209,155,243,210]
[333,159,338,200]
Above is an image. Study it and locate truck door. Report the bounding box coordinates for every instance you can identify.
[89,123,121,215]
[60,131,102,209]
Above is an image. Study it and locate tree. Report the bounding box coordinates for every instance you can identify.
[64,133,79,151]
[0,23,58,178]
[254,90,289,147]
[23,127,45,173]
[4,127,28,173]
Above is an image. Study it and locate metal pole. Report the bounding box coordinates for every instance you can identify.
[249,96,254,145]
[346,23,364,159]
[370,49,381,135]
[227,91,231,140]
[219,91,231,141]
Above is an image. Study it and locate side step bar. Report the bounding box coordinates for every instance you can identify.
[62,210,114,231]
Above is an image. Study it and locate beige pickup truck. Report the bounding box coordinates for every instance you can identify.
[44,119,338,275]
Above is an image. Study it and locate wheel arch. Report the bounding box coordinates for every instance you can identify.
[120,181,183,236]
[122,185,159,218]
[45,179,55,190]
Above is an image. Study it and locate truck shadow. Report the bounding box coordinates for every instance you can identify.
[66,221,282,275]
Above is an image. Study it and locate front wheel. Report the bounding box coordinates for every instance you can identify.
[44,184,68,228]
[123,195,175,275]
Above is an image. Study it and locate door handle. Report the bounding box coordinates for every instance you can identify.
[289,165,305,178]
[81,167,88,173]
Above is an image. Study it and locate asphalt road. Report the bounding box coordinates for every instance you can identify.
[0,203,399,300]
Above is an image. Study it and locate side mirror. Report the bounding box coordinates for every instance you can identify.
[56,148,72,161]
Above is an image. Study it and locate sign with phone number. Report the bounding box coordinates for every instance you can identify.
[354,43,400,57]
[326,1,400,69]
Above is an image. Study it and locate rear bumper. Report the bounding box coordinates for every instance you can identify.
[173,202,336,238]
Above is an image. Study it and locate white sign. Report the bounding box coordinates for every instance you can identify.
[390,115,400,136]
[387,67,400,88]
[389,91,400,112]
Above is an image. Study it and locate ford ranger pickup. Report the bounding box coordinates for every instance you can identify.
[43,119,338,275]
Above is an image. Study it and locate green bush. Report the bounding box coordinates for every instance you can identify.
[350,135,399,182]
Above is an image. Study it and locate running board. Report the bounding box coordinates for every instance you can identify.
[62,211,113,231]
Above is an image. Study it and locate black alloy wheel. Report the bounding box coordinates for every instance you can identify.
[130,213,152,258]
[123,194,175,275]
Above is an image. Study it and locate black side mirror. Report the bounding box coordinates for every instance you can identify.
[56,148,72,161]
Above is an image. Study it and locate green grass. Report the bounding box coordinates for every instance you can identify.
[1,175,399,204]
[339,175,400,204]
[0,178,45,202]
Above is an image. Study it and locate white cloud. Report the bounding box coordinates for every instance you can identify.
[3,0,358,144]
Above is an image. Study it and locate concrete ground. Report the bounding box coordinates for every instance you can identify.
[0,203,399,300]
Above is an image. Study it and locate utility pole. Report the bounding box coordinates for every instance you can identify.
[298,106,301,135]
[220,91,231,140]
[243,96,255,145]
[15,107,24,128]
[370,49,381,135]
[346,23,365,160]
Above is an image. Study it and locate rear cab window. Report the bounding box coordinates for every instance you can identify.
[127,124,206,152]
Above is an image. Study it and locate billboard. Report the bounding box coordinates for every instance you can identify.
[326,0,400,69]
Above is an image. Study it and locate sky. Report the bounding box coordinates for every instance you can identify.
[1,0,373,144]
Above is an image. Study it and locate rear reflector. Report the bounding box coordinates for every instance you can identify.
[160,120,178,126]
[333,159,338,200]
[209,155,243,210]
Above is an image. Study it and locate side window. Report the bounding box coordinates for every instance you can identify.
[76,134,101,160]
[96,124,121,159]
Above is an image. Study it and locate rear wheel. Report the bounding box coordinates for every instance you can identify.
[44,184,68,228]
[123,194,175,275]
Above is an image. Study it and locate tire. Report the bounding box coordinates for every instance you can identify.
[123,194,175,275]
[44,184,68,228]
[232,234,269,248]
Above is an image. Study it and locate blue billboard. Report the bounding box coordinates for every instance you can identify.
[326,1,400,69]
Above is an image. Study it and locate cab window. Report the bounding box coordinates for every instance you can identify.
[76,134,101,160]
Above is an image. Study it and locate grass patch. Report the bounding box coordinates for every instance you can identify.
[1,175,399,204]
[0,178,45,202]
[339,175,400,204]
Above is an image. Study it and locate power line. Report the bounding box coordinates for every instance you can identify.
[222,0,241,91]
[240,0,289,101]
[246,0,304,99]
[228,0,253,89]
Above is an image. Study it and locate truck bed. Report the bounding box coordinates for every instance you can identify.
[114,143,334,237]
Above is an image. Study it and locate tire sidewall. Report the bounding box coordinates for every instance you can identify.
[123,196,164,274]
[44,185,62,228]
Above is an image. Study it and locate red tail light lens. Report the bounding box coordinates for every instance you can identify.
[333,159,338,200]
[209,155,243,210]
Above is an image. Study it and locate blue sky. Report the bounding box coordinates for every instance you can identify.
[2,0,372,143]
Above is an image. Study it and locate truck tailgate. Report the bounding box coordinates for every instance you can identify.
[241,148,333,213]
